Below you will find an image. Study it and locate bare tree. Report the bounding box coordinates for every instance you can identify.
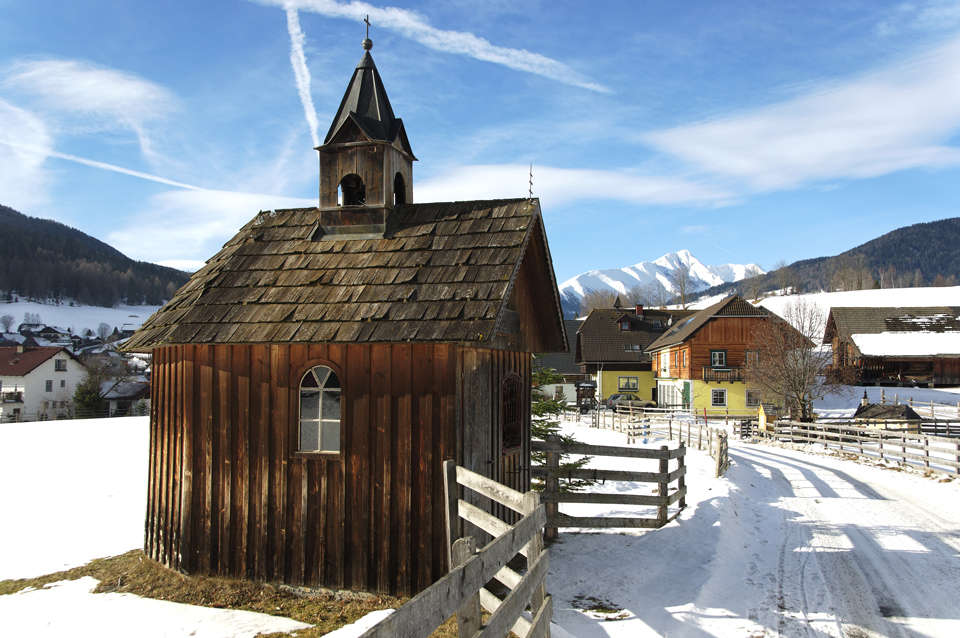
[852,253,871,290]
[0,314,14,332]
[671,265,693,308]
[743,299,840,421]
[97,322,112,342]
[22,311,41,325]
[744,265,764,300]
[643,279,670,309]
[772,259,799,295]
[579,289,619,315]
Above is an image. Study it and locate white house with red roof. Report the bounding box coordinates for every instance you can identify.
[0,346,85,421]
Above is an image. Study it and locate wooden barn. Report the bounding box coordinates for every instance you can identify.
[122,39,567,596]
[824,306,960,387]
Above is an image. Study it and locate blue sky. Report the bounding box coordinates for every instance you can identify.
[2,1,960,284]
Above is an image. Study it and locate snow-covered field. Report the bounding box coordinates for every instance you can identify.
[3,408,959,637]
[0,299,162,335]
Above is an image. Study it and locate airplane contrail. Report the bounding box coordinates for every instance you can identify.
[285,7,321,148]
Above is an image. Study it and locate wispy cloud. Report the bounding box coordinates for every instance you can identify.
[0,140,203,191]
[109,189,317,264]
[255,0,610,93]
[0,98,53,212]
[876,0,960,36]
[645,35,960,190]
[416,164,731,207]
[285,7,321,147]
[3,59,177,156]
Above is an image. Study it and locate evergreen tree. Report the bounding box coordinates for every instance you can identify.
[531,360,593,492]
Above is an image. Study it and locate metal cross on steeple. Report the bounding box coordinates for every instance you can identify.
[362,15,373,50]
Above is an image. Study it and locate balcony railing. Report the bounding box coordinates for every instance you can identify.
[702,367,743,382]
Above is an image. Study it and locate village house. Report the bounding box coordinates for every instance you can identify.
[575,296,695,405]
[824,306,960,387]
[121,36,567,596]
[0,345,85,421]
[533,318,584,402]
[645,295,769,414]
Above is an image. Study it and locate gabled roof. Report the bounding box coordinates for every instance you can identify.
[535,319,583,375]
[824,307,960,344]
[853,403,922,421]
[576,308,696,364]
[321,51,415,158]
[646,295,768,351]
[0,346,78,376]
[122,199,567,353]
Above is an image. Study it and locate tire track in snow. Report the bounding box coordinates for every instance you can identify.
[735,444,960,637]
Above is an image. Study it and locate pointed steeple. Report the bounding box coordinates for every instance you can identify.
[320,45,414,157]
[316,30,416,238]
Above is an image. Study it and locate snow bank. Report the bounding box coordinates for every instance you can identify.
[1,577,311,638]
[0,417,149,580]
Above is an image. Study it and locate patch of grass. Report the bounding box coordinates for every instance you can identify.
[1,551,461,637]
[571,594,630,621]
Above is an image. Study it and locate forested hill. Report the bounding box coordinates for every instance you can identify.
[0,204,191,307]
[691,216,960,300]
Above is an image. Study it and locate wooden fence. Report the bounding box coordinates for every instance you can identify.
[761,421,960,476]
[878,389,960,420]
[361,461,551,638]
[627,419,730,478]
[531,434,686,540]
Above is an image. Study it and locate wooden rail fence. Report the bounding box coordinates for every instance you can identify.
[531,434,686,540]
[627,419,730,478]
[761,421,960,476]
[361,461,552,637]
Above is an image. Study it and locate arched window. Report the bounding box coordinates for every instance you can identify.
[299,365,341,452]
[501,373,522,452]
[393,172,406,206]
[339,173,365,206]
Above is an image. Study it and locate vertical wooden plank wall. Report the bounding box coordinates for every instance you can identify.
[146,342,470,596]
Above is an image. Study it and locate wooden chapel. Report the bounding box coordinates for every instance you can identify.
[122,35,567,596]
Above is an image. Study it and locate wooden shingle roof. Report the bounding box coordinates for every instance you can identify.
[646,295,769,351]
[123,198,567,352]
[824,307,960,345]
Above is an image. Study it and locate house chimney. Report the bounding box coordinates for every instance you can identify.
[635,303,643,317]
[16,345,24,354]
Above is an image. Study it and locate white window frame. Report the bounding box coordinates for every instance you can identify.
[746,389,761,407]
[711,388,727,407]
[711,350,727,367]
[298,365,342,454]
[619,376,639,391]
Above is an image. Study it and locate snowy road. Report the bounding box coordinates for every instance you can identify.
[548,428,960,637]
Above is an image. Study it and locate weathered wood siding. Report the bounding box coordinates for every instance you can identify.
[147,342,530,595]
[319,142,412,210]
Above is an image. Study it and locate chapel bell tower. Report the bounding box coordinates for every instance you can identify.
[316,31,416,238]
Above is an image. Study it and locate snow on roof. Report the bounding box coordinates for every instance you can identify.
[851,332,960,357]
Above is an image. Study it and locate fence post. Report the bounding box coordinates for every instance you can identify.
[668,419,673,440]
[442,460,460,568]
[658,445,669,526]
[678,442,686,509]
[522,491,547,619]
[881,388,885,404]
[697,423,702,451]
[545,434,560,541]
[451,536,481,638]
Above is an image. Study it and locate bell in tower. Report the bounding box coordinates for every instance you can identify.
[316,26,416,239]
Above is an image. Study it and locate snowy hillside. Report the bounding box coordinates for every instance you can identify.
[559,250,762,316]
[0,299,161,336]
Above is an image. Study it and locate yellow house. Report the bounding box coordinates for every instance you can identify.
[646,295,770,416]
[575,297,696,404]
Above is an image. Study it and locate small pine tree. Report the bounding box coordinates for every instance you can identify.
[73,376,105,416]
[531,360,593,492]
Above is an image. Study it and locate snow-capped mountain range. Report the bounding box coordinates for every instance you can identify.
[559,250,763,317]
